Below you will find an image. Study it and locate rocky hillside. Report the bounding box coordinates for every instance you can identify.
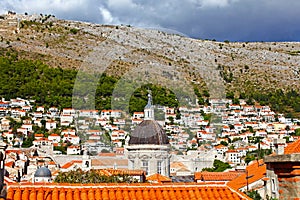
[1,13,300,100]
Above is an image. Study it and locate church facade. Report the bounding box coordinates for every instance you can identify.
[126,93,170,177]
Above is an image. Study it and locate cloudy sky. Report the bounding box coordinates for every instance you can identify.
[1,0,299,41]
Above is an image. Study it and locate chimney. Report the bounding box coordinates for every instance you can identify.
[274,138,286,155]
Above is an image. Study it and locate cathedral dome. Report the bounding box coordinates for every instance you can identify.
[129,120,169,145]
[34,167,52,178]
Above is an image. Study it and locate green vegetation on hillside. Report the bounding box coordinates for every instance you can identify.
[1,51,300,116]
[0,52,76,108]
[0,53,178,112]
[227,89,300,118]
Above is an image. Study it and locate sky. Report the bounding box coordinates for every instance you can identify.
[1,0,300,41]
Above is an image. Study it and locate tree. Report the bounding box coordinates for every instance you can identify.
[202,159,231,172]
[220,141,228,146]
[295,129,300,136]
[246,190,262,200]
[167,116,174,125]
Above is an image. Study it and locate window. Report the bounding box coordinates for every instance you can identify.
[272,178,276,193]
[157,161,162,174]
[142,161,149,175]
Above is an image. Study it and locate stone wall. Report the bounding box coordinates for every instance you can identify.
[265,154,300,200]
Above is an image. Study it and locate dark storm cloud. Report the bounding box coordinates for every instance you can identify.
[1,0,299,41]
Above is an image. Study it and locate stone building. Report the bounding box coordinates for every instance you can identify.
[264,138,300,200]
[126,93,171,177]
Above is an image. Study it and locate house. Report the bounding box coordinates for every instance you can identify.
[132,112,144,119]
[21,124,33,132]
[0,118,10,131]
[146,173,172,183]
[34,133,44,140]
[16,128,27,137]
[86,130,102,135]
[60,114,73,125]
[45,120,57,130]
[61,129,76,136]
[33,138,52,148]
[78,109,99,118]
[48,134,61,143]
[3,131,14,143]
[62,108,76,116]
[95,118,109,126]
[60,160,84,172]
[89,134,101,140]
[49,107,59,113]
[36,106,44,112]
[214,144,228,154]
[10,98,27,107]
[111,130,127,141]
[21,105,31,112]
[63,134,80,144]
[0,101,9,108]
[0,108,8,116]
[67,145,81,155]
[170,162,192,176]
[101,110,122,119]
[33,112,43,118]
[228,159,268,199]
[225,150,241,164]
[132,118,143,125]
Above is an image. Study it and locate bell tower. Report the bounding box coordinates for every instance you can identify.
[144,92,154,120]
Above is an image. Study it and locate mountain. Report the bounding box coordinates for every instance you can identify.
[1,13,300,115]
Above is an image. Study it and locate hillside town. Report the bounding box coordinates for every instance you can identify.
[0,94,300,199]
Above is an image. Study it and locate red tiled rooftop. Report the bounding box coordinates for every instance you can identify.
[227,159,266,191]
[98,152,116,157]
[146,173,172,183]
[6,183,251,200]
[195,172,242,182]
[284,138,300,154]
[61,160,82,169]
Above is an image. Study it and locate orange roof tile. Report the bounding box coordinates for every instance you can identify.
[146,173,172,183]
[61,160,82,169]
[98,152,116,157]
[284,138,300,154]
[195,171,242,182]
[227,159,266,190]
[6,183,251,200]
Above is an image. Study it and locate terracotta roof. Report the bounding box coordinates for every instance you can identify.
[6,183,251,200]
[146,173,172,183]
[98,152,116,157]
[91,159,128,167]
[61,160,82,169]
[195,172,242,182]
[227,159,266,190]
[5,161,14,168]
[96,169,145,176]
[284,138,300,154]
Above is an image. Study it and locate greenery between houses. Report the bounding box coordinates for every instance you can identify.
[54,169,138,183]
[202,159,231,172]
